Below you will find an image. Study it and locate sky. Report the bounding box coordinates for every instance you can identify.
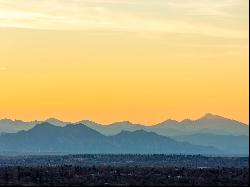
[0,0,249,125]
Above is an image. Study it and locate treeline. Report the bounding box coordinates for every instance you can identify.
[0,166,248,186]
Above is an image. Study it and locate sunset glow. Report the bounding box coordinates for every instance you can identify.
[0,0,249,124]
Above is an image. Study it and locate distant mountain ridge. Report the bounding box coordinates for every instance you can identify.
[0,114,248,155]
[0,123,221,155]
[0,114,248,136]
[152,113,249,136]
[0,119,40,133]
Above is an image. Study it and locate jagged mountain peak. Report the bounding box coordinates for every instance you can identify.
[200,113,226,120]
[45,118,68,127]
[31,122,59,130]
[160,119,179,124]
[45,117,63,122]
[109,121,138,126]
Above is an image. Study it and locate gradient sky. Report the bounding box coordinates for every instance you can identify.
[0,0,249,125]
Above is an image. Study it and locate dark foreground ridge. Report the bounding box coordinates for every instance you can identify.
[0,166,248,186]
[0,155,248,186]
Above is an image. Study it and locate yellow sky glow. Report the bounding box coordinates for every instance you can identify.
[0,0,249,125]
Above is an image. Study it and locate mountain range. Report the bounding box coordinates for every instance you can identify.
[0,114,248,155]
[0,122,221,155]
[0,114,248,136]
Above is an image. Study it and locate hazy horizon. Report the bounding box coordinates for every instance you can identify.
[0,113,249,126]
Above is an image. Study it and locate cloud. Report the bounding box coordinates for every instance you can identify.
[166,0,242,16]
[0,0,248,39]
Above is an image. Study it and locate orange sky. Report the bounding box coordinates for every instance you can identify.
[0,0,249,125]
